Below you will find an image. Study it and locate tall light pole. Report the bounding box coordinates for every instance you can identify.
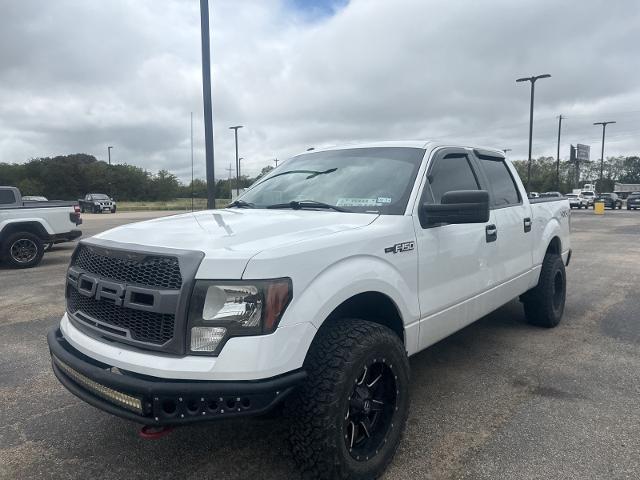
[190,112,194,211]
[229,125,243,196]
[200,0,216,209]
[107,146,113,165]
[556,115,564,191]
[238,157,244,187]
[593,121,616,191]
[516,73,551,190]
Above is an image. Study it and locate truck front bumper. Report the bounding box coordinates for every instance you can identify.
[48,328,306,426]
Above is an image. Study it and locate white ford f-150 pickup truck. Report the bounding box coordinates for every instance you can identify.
[1,186,82,268]
[48,142,571,479]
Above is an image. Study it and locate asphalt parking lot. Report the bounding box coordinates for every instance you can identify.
[1,209,639,479]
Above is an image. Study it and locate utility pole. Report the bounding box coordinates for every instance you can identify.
[238,157,243,183]
[556,115,563,191]
[107,146,113,165]
[516,73,551,190]
[593,121,616,191]
[199,0,216,209]
[502,148,512,155]
[190,112,194,211]
[274,158,279,167]
[229,126,243,196]
[226,163,233,178]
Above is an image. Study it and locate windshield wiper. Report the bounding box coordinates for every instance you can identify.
[266,200,350,212]
[227,199,255,208]
[254,168,338,187]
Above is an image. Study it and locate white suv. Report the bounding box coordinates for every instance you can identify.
[566,193,587,209]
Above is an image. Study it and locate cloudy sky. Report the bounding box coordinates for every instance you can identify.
[1,0,639,182]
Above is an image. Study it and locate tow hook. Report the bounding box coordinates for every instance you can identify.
[138,425,174,440]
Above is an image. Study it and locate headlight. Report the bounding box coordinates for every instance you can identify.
[187,279,292,354]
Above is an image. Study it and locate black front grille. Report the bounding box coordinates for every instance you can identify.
[68,289,175,345]
[73,245,182,289]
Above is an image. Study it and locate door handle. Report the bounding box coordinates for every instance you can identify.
[485,224,497,243]
[524,217,532,233]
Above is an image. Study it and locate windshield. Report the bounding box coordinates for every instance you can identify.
[582,192,594,196]
[599,193,612,198]
[92,194,109,200]
[566,194,577,198]
[238,147,425,214]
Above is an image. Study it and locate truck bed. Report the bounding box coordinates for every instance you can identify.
[1,200,78,210]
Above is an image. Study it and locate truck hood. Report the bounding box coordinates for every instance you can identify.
[93,209,378,278]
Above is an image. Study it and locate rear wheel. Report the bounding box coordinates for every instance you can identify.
[286,319,409,480]
[521,254,566,328]
[1,232,45,268]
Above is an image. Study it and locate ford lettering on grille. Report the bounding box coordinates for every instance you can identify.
[66,264,179,346]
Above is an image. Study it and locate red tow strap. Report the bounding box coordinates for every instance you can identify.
[138,425,174,439]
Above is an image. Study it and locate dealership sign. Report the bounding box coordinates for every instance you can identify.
[576,144,590,161]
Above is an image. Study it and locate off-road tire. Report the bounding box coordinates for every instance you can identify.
[521,254,566,328]
[285,319,410,480]
[1,231,45,268]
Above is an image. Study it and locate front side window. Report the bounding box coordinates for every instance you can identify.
[479,157,520,207]
[427,154,480,204]
[239,147,425,214]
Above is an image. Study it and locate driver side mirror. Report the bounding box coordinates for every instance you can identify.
[420,190,490,227]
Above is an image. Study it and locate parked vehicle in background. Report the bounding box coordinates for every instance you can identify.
[22,195,48,202]
[614,183,640,198]
[0,186,82,268]
[78,193,116,213]
[613,191,630,200]
[594,192,622,209]
[581,190,596,206]
[540,191,564,198]
[566,193,588,209]
[48,142,571,480]
[528,191,540,198]
[626,192,640,210]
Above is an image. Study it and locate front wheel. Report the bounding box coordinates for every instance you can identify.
[286,319,410,480]
[521,254,566,328]
[111,207,117,213]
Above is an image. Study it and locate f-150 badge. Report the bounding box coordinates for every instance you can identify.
[385,241,415,254]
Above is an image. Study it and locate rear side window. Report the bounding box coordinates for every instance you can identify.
[479,158,521,207]
[0,189,17,204]
[428,154,480,204]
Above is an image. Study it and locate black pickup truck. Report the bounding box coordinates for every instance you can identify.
[78,193,117,213]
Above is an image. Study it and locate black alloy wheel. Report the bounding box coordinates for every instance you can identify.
[344,359,398,461]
